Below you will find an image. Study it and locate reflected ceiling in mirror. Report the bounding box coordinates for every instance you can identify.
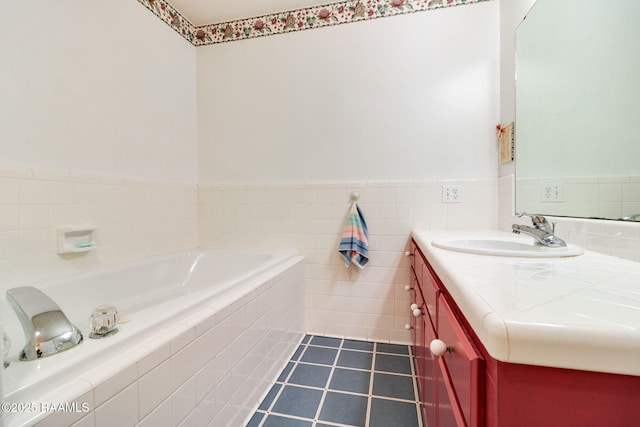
[515,0,640,221]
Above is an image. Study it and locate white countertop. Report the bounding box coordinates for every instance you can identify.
[412,229,640,376]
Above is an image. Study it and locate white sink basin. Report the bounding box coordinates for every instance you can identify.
[431,236,583,258]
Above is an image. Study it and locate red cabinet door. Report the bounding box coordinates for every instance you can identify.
[421,262,439,333]
[437,356,464,427]
[411,270,425,382]
[437,295,484,427]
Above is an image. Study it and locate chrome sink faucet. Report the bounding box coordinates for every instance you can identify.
[512,213,567,248]
[6,286,83,361]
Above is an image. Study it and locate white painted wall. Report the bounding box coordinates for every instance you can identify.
[0,0,197,183]
[196,2,501,343]
[197,2,500,184]
[0,2,199,350]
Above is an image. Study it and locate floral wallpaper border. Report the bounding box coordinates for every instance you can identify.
[138,0,490,46]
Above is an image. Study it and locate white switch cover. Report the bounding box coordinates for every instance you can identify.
[541,183,563,202]
[442,185,464,203]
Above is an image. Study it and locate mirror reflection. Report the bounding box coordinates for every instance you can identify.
[515,0,640,221]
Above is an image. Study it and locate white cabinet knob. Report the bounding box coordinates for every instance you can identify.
[404,285,413,291]
[404,324,412,330]
[410,303,419,311]
[404,251,412,257]
[430,339,451,356]
[412,308,422,317]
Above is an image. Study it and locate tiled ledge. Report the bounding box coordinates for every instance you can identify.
[0,165,196,189]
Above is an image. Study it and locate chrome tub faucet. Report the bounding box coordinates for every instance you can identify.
[512,213,567,248]
[6,286,82,361]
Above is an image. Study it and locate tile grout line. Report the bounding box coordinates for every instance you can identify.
[408,344,424,427]
[252,336,421,427]
[312,337,342,424]
[364,341,377,427]
[256,338,309,427]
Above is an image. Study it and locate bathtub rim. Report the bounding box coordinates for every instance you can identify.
[2,248,304,427]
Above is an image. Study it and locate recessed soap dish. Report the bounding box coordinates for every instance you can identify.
[57,226,97,254]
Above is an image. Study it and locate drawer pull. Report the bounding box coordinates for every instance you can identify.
[412,308,423,317]
[405,251,414,257]
[405,324,412,330]
[430,339,452,356]
[410,303,419,311]
[404,285,413,291]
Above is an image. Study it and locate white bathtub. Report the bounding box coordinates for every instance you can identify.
[1,249,305,427]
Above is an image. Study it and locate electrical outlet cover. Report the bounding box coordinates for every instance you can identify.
[442,185,464,203]
[541,183,563,202]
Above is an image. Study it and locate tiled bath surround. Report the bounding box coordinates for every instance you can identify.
[15,257,304,427]
[198,179,498,344]
[0,165,198,291]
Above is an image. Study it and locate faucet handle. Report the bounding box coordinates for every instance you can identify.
[90,305,119,339]
[516,212,544,221]
[516,212,552,230]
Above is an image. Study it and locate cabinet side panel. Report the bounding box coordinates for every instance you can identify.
[496,362,640,427]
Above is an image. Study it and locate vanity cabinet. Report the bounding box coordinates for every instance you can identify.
[410,241,484,427]
[410,238,640,427]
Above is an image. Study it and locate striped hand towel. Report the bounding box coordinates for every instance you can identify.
[338,202,369,269]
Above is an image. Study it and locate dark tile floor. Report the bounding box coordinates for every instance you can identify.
[247,335,422,427]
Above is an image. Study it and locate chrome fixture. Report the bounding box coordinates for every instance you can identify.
[619,213,640,222]
[89,304,119,339]
[6,286,83,361]
[512,213,567,248]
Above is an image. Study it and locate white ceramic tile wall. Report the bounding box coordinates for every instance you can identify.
[0,165,198,293]
[20,260,305,427]
[198,179,498,344]
[501,175,640,263]
[516,176,640,220]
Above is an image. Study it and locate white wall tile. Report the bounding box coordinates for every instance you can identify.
[171,341,200,392]
[198,179,498,344]
[171,376,197,425]
[94,383,138,427]
[32,386,94,427]
[0,178,20,204]
[0,166,198,293]
[503,175,640,262]
[138,398,172,427]
[94,363,137,407]
[138,360,172,419]
[19,180,49,204]
[70,413,94,427]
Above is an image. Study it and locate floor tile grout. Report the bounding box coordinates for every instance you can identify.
[364,343,377,427]
[249,335,422,427]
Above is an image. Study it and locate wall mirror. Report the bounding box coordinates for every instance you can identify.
[515,0,640,221]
